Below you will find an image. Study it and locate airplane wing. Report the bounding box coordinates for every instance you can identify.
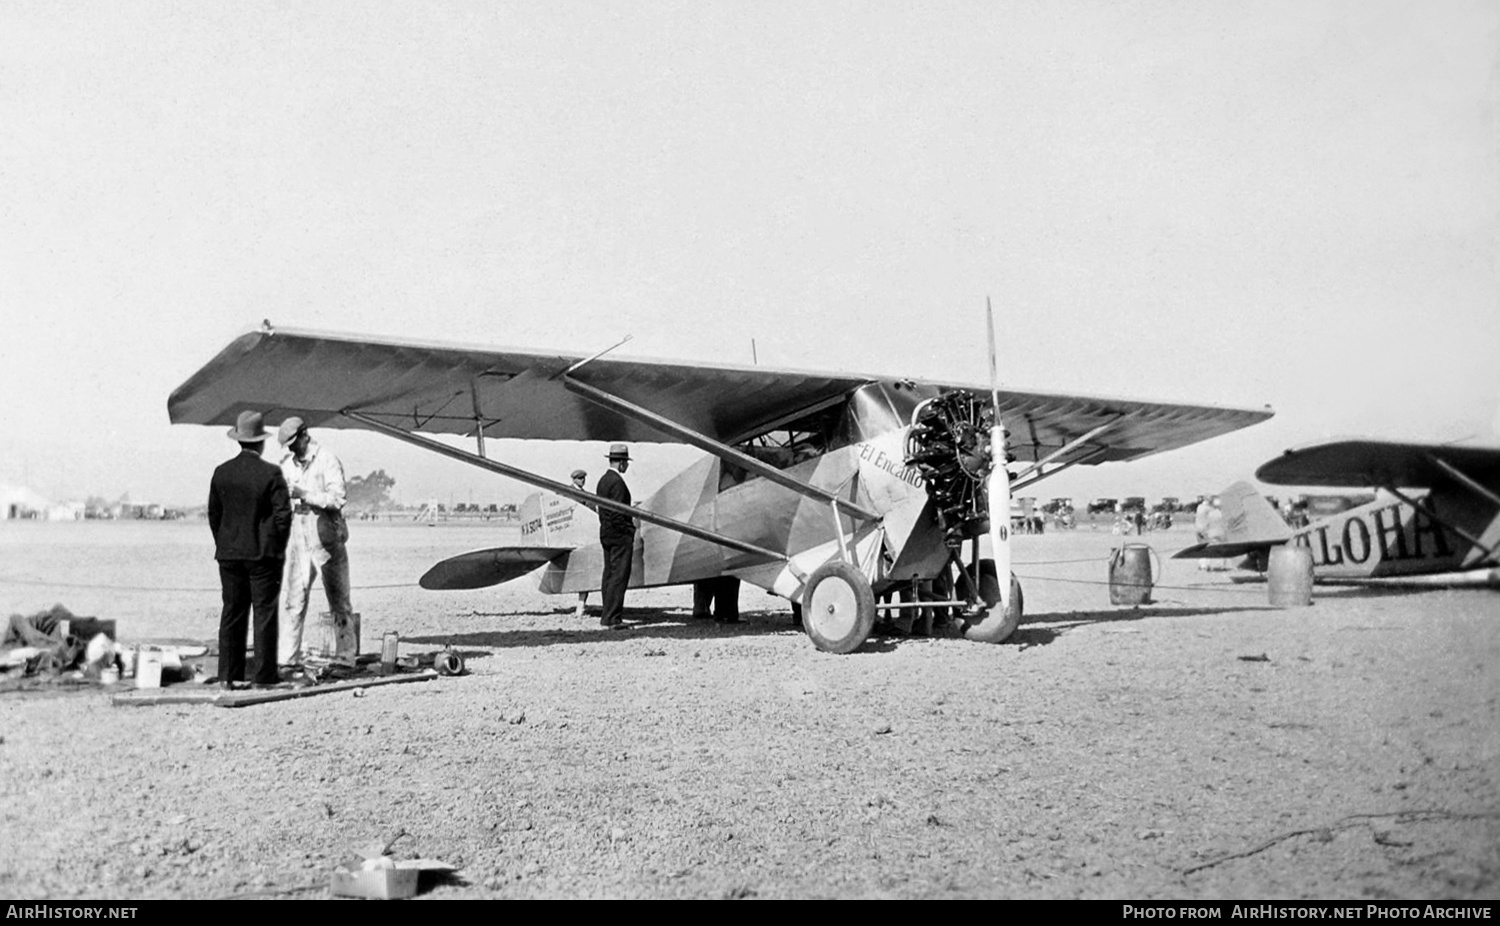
[1256,440,1500,488]
[168,326,1273,463]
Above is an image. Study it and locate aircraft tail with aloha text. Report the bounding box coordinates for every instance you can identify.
[1176,440,1500,587]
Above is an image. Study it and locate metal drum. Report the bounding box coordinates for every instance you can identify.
[1267,544,1315,607]
[1108,543,1155,605]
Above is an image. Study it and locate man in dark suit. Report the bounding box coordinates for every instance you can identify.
[596,444,636,629]
[208,411,292,687]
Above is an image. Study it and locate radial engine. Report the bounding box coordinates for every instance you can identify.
[904,392,1014,545]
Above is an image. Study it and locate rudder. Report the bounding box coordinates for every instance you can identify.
[1174,480,1292,559]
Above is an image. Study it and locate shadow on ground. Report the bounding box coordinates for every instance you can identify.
[1010,604,1285,648]
[403,599,1279,656]
[403,606,805,653]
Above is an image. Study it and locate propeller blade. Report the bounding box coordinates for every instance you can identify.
[419,546,567,590]
[986,423,1012,612]
[985,297,1012,612]
[986,296,1000,412]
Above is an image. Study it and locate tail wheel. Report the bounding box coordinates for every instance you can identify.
[802,561,877,654]
[963,558,1023,644]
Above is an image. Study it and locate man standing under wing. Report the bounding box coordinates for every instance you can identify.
[571,468,593,618]
[209,411,291,688]
[276,416,354,669]
[596,444,635,629]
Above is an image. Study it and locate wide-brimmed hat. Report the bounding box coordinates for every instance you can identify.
[226,410,270,442]
[606,443,631,461]
[570,469,587,480]
[277,416,307,446]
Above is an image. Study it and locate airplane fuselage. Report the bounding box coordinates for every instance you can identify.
[1288,488,1498,579]
[537,382,952,596]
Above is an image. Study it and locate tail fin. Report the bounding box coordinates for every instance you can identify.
[518,492,546,542]
[517,490,598,548]
[424,490,597,591]
[1173,480,1293,559]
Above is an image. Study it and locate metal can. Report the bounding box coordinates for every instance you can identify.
[380,631,399,673]
[435,651,465,676]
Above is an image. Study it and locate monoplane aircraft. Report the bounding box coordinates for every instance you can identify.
[1176,439,1500,587]
[169,323,1272,652]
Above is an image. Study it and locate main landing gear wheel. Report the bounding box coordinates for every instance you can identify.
[963,558,1024,644]
[802,561,876,654]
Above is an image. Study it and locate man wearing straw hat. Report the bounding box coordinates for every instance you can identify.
[595,444,636,629]
[207,411,292,688]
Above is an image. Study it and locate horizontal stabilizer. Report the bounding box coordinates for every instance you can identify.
[1172,480,1292,560]
[1176,539,1288,560]
[419,546,570,590]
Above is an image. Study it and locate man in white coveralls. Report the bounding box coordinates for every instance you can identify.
[276,416,354,669]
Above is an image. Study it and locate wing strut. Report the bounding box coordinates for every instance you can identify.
[469,379,487,459]
[1007,417,1124,484]
[1377,483,1500,566]
[553,334,634,380]
[560,375,883,523]
[1011,446,1108,494]
[341,408,795,567]
[1424,453,1500,509]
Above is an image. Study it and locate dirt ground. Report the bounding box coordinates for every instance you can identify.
[0,520,1496,900]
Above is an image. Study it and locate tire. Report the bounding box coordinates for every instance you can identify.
[801,560,877,654]
[963,558,1023,644]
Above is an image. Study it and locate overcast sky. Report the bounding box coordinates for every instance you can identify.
[2,1,1495,507]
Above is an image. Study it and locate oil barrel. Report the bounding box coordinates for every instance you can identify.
[1108,542,1154,605]
[1267,544,1314,607]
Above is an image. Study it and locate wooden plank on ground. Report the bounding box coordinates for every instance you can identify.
[111,670,440,708]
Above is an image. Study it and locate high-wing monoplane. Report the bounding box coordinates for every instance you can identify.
[1176,439,1500,587]
[169,324,1272,652]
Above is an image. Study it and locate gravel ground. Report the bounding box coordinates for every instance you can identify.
[1,520,1496,900]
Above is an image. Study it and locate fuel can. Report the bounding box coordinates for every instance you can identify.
[380,631,399,673]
